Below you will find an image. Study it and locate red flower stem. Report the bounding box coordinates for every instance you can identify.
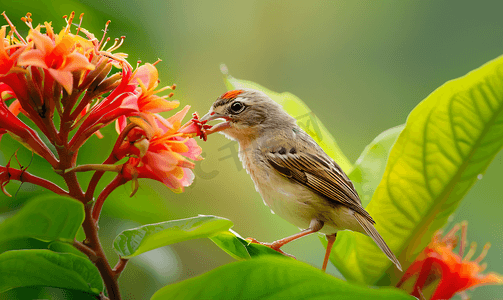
[67,164,122,174]
[39,113,63,147]
[85,158,115,202]
[3,168,68,196]
[85,123,138,202]
[22,132,59,167]
[69,124,104,152]
[92,175,127,222]
[70,92,96,121]
[61,90,84,123]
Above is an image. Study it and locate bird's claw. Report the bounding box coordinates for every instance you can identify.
[245,237,297,259]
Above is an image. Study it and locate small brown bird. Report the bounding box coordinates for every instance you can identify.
[200,89,401,271]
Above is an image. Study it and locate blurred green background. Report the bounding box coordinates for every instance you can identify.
[1,0,502,299]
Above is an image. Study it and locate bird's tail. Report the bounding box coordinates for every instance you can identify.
[353,213,402,271]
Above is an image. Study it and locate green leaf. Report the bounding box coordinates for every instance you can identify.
[0,238,49,254]
[210,229,287,260]
[222,66,352,173]
[0,195,84,244]
[48,241,88,259]
[348,124,404,207]
[151,256,414,300]
[0,249,103,294]
[319,124,403,278]
[1,286,98,300]
[330,55,503,285]
[114,215,233,258]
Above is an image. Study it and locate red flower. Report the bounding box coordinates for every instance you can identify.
[132,63,179,113]
[17,25,95,93]
[117,106,202,193]
[0,26,25,75]
[70,64,139,149]
[397,222,503,300]
[114,62,179,133]
[0,83,57,165]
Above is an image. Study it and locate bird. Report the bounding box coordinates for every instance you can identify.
[199,88,401,272]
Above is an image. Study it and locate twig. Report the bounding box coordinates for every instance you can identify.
[112,258,129,279]
[92,175,126,222]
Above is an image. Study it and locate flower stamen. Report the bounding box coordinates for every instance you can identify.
[99,37,110,51]
[107,36,125,52]
[98,20,111,50]
[459,221,468,257]
[1,11,26,44]
[474,243,491,263]
[63,11,75,35]
[76,13,84,35]
[463,242,477,261]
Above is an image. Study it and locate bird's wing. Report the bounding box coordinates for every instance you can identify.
[266,150,375,224]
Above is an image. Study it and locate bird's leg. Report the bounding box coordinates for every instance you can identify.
[322,233,337,272]
[248,219,324,258]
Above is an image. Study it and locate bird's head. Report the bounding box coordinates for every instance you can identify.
[200,89,294,141]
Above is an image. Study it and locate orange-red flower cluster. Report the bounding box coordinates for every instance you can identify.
[397,222,503,300]
[0,12,205,194]
[116,106,203,193]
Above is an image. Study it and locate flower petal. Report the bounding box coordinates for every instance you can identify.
[141,98,179,113]
[18,49,49,69]
[167,105,191,129]
[29,29,54,55]
[47,69,73,94]
[133,63,158,90]
[61,52,95,72]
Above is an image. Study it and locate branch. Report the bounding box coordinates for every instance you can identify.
[81,202,122,299]
[1,167,68,196]
[73,239,98,261]
[85,123,137,202]
[92,175,127,222]
[112,258,129,280]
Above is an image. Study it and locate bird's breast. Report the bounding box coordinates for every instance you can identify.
[238,144,362,234]
[239,147,317,230]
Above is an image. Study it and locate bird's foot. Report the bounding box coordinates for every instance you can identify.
[245,238,296,259]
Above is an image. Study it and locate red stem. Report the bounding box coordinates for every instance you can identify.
[82,203,122,299]
[73,239,97,259]
[3,168,68,196]
[85,123,137,202]
[112,258,129,279]
[52,94,124,298]
[70,92,95,121]
[92,175,126,222]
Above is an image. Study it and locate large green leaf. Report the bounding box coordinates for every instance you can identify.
[113,215,233,258]
[0,286,98,300]
[151,256,415,300]
[0,195,84,244]
[0,238,49,254]
[210,229,287,260]
[319,124,403,278]
[330,55,503,285]
[48,241,88,259]
[0,249,103,294]
[222,66,352,173]
[348,124,404,207]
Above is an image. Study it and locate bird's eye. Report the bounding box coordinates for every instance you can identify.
[230,101,245,113]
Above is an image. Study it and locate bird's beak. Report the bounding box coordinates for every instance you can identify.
[200,111,232,135]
